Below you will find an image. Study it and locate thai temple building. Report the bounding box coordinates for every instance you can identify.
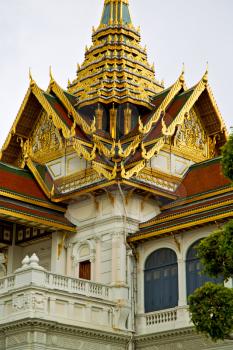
[0,0,232,349]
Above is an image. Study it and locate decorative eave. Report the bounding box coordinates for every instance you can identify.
[138,70,186,134]
[0,77,75,165]
[29,78,74,140]
[0,161,65,212]
[0,85,32,159]
[128,197,233,243]
[48,72,96,135]
[140,70,210,160]
[0,198,76,232]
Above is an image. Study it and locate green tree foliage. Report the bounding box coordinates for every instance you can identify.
[221,132,233,181]
[189,282,233,341]
[197,221,233,281]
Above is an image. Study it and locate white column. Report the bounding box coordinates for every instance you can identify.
[65,243,72,276]
[178,258,187,306]
[111,232,126,285]
[94,237,101,282]
[51,231,66,274]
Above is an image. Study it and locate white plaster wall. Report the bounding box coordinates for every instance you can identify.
[46,152,89,180]
[65,192,160,286]
[151,150,194,177]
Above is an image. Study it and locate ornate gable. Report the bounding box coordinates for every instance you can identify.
[173,107,208,162]
[31,111,64,163]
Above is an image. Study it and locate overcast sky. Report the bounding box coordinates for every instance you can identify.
[0,0,232,148]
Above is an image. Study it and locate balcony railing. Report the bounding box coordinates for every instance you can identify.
[0,275,15,291]
[146,308,177,326]
[44,272,110,299]
[137,306,191,334]
[0,268,110,301]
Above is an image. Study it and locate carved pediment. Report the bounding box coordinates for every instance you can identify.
[173,108,209,161]
[31,112,64,162]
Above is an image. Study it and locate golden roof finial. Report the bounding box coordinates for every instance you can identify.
[202,62,209,84]
[49,65,54,82]
[179,63,185,83]
[182,62,185,74]
[29,68,35,86]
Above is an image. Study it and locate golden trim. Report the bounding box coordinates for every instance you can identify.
[92,161,117,180]
[52,181,117,202]
[121,180,177,199]
[162,186,233,210]
[162,144,207,164]
[118,135,141,158]
[30,81,73,140]
[49,79,95,134]
[55,168,95,185]
[0,208,75,232]
[143,167,181,183]
[93,136,116,158]
[141,71,208,161]
[0,86,32,159]
[0,190,65,213]
[206,85,227,135]
[26,158,51,199]
[110,105,117,139]
[141,198,233,228]
[139,70,185,134]
[121,160,145,179]
[128,212,233,243]
[72,139,96,161]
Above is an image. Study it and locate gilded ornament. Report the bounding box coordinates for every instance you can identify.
[121,160,145,179]
[92,161,117,180]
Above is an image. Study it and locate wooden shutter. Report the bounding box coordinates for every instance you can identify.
[79,260,91,280]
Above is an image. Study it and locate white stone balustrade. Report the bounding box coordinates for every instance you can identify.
[136,306,191,334]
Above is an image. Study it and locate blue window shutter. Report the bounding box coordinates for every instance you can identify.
[186,239,223,298]
[144,248,178,313]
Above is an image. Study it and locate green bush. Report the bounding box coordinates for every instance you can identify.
[197,220,233,281]
[189,282,233,341]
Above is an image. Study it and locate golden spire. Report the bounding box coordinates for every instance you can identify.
[68,0,163,109]
[100,0,131,27]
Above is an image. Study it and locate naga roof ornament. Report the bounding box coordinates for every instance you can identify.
[68,0,163,109]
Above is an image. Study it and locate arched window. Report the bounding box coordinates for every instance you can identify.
[186,239,223,297]
[144,248,178,313]
[72,241,95,281]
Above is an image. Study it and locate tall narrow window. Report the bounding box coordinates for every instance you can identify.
[186,240,223,297]
[79,260,91,280]
[144,248,178,313]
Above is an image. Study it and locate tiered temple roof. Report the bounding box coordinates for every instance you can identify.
[0,0,230,219]
[68,0,163,109]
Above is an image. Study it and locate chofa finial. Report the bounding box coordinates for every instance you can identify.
[182,62,185,74]
[29,68,33,83]
[49,65,54,81]
[202,62,209,84]
[29,68,36,86]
